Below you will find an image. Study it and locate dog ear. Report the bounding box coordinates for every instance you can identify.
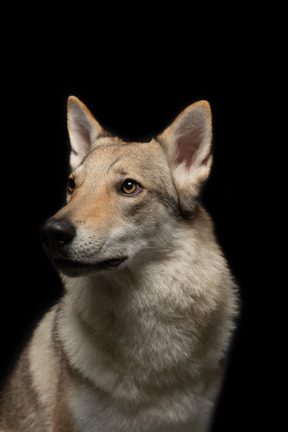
[67,96,107,170]
[157,101,212,212]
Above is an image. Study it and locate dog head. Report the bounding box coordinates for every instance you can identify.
[40,97,212,277]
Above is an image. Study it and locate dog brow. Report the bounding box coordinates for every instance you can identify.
[107,157,121,173]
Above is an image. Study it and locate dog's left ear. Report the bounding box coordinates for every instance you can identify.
[157,101,212,212]
[67,96,108,170]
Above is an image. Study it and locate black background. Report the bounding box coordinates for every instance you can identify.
[0,12,283,432]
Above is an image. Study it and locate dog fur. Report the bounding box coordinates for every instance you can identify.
[0,97,238,431]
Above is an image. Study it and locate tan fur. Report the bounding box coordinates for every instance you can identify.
[0,97,238,432]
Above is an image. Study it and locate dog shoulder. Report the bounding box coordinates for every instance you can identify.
[0,306,66,431]
[28,306,62,409]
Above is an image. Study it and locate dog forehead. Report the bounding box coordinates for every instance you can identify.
[82,139,168,174]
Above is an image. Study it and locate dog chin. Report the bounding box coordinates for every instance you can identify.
[53,256,128,277]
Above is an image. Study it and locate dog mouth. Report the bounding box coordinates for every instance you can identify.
[53,256,128,276]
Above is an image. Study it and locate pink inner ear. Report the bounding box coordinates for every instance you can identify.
[174,132,200,169]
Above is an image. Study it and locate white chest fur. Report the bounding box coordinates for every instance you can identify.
[69,380,210,432]
[58,248,235,432]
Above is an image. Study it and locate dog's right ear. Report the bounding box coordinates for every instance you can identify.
[67,96,107,170]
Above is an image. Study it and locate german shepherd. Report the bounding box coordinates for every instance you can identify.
[0,97,238,431]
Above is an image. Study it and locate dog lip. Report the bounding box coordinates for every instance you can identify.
[53,256,128,276]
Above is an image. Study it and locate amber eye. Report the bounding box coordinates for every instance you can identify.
[121,179,141,195]
[67,177,75,194]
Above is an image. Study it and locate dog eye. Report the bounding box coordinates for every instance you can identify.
[121,179,141,195]
[67,177,75,194]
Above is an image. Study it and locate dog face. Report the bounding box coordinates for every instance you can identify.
[41,97,212,277]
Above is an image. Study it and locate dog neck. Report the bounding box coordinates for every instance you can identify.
[56,219,231,406]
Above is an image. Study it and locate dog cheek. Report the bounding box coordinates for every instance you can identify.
[116,197,173,250]
[120,200,148,223]
[133,201,170,238]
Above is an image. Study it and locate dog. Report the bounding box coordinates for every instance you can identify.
[0,96,238,431]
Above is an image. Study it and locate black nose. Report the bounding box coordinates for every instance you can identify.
[40,218,76,251]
